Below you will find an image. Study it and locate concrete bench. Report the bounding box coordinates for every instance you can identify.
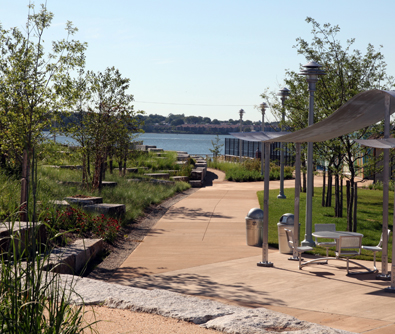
[144,173,170,179]
[189,180,204,187]
[44,239,104,275]
[172,176,189,182]
[84,203,126,218]
[0,221,47,257]
[64,196,103,206]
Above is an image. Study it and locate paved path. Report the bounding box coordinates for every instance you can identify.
[111,169,393,334]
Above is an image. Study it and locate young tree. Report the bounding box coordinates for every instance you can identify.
[60,69,92,185]
[0,3,86,219]
[263,18,394,230]
[85,67,143,190]
[209,135,224,159]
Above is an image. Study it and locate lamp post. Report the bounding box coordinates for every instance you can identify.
[277,87,290,199]
[239,109,245,163]
[299,61,326,247]
[259,103,268,175]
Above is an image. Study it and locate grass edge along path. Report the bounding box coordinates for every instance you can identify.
[257,186,393,262]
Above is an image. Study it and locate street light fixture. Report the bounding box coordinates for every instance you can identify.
[259,102,268,175]
[239,109,245,163]
[299,61,326,247]
[277,87,290,199]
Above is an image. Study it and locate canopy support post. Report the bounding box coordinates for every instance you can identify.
[289,143,301,260]
[378,94,390,280]
[257,142,273,267]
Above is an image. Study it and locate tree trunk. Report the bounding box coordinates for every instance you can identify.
[109,155,113,174]
[99,161,105,192]
[82,153,87,185]
[346,180,354,231]
[326,170,332,207]
[340,177,343,217]
[123,157,127,177]
[87,151,91,175]
[20,149,29,222]
[353,182,358,232]
[334,175,339,217]
[322,168,326,207]
[118,159,123,176]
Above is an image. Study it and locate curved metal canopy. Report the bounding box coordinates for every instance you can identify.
[355,138,395,149]
[276,90,395,143]
[229,131,289,142]
[230,90,395,143]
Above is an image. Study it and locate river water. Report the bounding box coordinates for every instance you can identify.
[45,132,233,156]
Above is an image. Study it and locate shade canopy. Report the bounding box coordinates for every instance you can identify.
[229,131,289,142]
[355,138,395,149]
[231,90,395,144]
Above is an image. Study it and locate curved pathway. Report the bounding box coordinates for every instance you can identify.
[108,169,393,334]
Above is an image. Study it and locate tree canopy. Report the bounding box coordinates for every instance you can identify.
[262,17,394,230]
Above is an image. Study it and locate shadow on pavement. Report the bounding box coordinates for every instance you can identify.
[121,272,286,308]
[164,206,233,221]
[203,171,219,187]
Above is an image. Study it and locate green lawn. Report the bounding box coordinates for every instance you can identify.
[257,186,393,262]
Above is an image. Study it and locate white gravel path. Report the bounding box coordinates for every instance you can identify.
[63,274,355,334]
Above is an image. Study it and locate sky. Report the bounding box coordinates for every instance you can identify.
[1,0,395,123]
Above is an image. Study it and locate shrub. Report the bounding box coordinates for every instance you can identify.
[208,159,294,182]
[43,207,121,243]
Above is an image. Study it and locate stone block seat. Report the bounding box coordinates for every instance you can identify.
[144,173,170,180]
[177,154,190,161]
[64,196,103,206]
[59,165,83,170]
[0,221,47,257]
[175,161,187,165]
[195,162,207,168]
[59,181,117,187]
[172,176,189,182]
[101,181,117,187]
[189,180,203,187]
[159,170,178,175]
[44,238,103,275]
[84,203,126,218]
[49,200,71,209]
[126,167,138,173]
[148,148,163,152]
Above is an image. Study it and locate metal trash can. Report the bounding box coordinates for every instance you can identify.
[245,208,263,247]
[277,213,296,254]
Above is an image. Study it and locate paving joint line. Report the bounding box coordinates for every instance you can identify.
[201,190,228,241]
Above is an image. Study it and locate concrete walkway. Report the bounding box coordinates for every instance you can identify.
[111,169,394,334]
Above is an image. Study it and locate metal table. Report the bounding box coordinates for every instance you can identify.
[312,231,364,239]
[300,231,374,274]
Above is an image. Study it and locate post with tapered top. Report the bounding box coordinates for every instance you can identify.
[239,109,245,163]
[257,141,273,267]
[299,61,326,247]
[259,103,268,175]
[277,87,290,199]
[379,94,391,280]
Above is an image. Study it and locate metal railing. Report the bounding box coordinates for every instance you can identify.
[225,138,295,166]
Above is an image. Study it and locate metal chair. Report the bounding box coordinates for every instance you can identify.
[285,229,313,270]
[314,223,336,257]
[336,235,363,275]
[362,229,391,272]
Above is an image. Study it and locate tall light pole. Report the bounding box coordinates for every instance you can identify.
[299,61,326,247]
[259,103,268,175]
[239,109,245,163]
[277,87,290,199]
